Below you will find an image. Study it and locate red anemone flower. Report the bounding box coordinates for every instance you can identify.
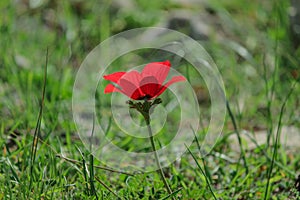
[103,60,186,100]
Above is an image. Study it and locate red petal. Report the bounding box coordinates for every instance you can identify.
[159,60,171,67]
[104,84,121,93]
[103,72,126,83]
[130,89,144,100]
[139,76,160,98]
[164,76,186,87]
[121,70,142,86]
[104,83,141,100]
[153,76,186,98]
[141,60,171,85]
[119,78,143,100]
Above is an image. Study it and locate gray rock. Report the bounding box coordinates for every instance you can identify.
[167,10,211,40]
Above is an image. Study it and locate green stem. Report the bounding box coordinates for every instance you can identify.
[128,99,175,198]
[145,116,174,198]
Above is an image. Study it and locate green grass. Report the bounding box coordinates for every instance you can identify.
[1,0,300,199]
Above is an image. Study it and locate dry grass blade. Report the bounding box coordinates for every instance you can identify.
[56,154,135,176]
[28,48,48,192]
[94,176,121,199]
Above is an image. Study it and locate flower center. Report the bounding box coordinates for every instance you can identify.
[138,94,152,101]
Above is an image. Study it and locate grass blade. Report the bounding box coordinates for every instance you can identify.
[159,187,183,200]
[77,147,90,195]
[263,82,296,200]
[185,144,217,200]
[226,100,248,174]
[89,116,98,199]
[28,48,48,192]
[94,176,121,199]
[56,154,134,176]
